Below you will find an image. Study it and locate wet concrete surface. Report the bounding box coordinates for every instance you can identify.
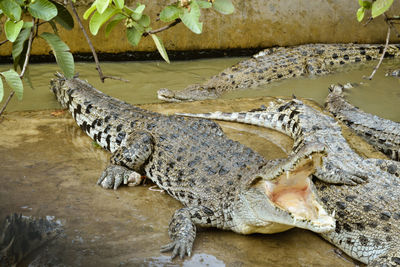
[0,97,373,266]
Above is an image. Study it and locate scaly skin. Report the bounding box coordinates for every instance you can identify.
[177,99,400,265]
[50,74,336,259]
[158,43,400,102]
[326,84,400,161]
[0,214,62,266]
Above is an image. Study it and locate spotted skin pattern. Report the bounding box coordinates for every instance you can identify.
[326,84,400,162]
[50,75,333,259]
[177,100,400,265]
[157,43,400,102]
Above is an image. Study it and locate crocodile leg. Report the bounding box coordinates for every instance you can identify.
[161,206,216,259]
[97,131,154,189]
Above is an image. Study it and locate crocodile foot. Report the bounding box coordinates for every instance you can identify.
[97,165,143,190]
[160,208,197,259]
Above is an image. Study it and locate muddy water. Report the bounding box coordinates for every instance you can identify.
[1,57,400,121]
[0,56,397,266]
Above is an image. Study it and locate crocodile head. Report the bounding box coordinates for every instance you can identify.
[234,144,335,234]
[325,84,347,113]
[157,84,219,102]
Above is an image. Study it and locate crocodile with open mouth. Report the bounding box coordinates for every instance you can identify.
[158,43,400,102]
[177,99,400,265]
[50,74,337,259]
[326,83,400,161]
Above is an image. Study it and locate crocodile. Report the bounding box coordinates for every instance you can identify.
[0,214,62,266]
[157,43,400,102]
[177,99,400,265]
[326,84,400,161]
[50,74,338,259]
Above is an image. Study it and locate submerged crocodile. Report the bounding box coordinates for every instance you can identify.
[0,214,62,266]
[50,74,338,259]
[326,84,400,161]
[177,99,400,265]
[158,43,400,102]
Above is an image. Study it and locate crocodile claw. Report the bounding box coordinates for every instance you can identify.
[97,165,143,190]
[160,240,192,259]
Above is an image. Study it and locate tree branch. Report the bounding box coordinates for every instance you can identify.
[0,39,8,46]
[69,0,128,83]
[0,91,15,118]
[20,19,35,78]
[0,19,36,119]
[365,25,391,80]
[143,19,181,36]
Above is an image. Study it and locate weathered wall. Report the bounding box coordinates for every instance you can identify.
[1,0,399,56]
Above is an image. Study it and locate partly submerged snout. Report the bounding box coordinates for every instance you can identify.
[157,85,219,102]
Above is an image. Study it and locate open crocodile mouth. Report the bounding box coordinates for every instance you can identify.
[255,153,335,233]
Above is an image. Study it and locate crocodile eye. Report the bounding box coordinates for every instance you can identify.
[248,177,263,188]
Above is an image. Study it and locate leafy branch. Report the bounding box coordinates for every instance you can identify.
[356,0,399,80]
[0,0,234,117]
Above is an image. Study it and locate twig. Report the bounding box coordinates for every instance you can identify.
[0,39,8,46]
[69,0,127,83]
[363,17,373,26]
[365,25,391,80]
[384,13,400,38]
[143,19,181,36]
[0,19,36,118]
[0,91,15,117]
[19,19,35,78]
[102,75,129,82]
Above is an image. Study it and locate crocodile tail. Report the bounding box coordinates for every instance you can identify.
[177,99,304,141]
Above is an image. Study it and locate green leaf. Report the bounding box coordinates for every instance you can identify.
[160,5,181,22]
[131,3,145,20]
[28,0,58,21]
[113,0,124,9]
[23,21,33,28]
[123,5,134,15]
[134,4,145,15]
[95,0,111,14]
[83,3,97,19]
[5,20,24,42]
[371,0,393,18]
[89,7,118,35]
[150,34,169,63]
[0,78,3,102]
[48,20,58,33]
[12,27,30,61]
[126,27,142,46]
[1,69,23,100]
[51,0,74,30]
[359,0,372,9]
[197,0,212,8]
[357,7,365,22]
[40,32,75,78]
[105,14,124,37]
[0,0,22,21]
[137,14,150,27]
[180,1,202,34]
[213,0,234,15]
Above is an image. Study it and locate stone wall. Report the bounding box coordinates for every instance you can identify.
[1,0,399,56]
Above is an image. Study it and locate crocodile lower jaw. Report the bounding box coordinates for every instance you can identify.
[268,154,334,233]
[239,153,335,235]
